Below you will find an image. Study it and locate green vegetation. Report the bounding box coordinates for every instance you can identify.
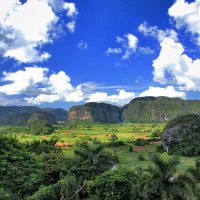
[68,102,122,123]
[0,106,67,125]
[122,96,200,123]
[1,120,200,199]
[28,119,54,135]
[162,114,200,156]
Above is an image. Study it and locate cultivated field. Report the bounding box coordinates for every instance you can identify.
[0,123,196,170]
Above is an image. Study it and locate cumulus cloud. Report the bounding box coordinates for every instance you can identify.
[0,67,49,95]
[63,2,78,17]
[86,90,136,106]
[169,0,200,45]
[0,0,78,63]
[119,34,138,59]
[138,21,178,42]
[106,34,138,59]
[0,67,84,104]
[66,20,76,33]
[153,37,200,91]
[0,65,189,106]
[78,40,88,49]
[105,47,122,55]
[139,86,186,98]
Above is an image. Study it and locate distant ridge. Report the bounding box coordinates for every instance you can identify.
[1,97,200,124]
[67,97,200,123]
[122,96,200,122]
[0,106,67,125]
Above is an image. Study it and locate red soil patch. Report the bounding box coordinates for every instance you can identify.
[55,142,73,147]
[63,131,73,134]
[41,136,49,139]
[133,146,145,152]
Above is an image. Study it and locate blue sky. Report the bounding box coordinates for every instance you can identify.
[0,0,200,109]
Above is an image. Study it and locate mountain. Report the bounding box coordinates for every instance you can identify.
[27,111,57,125]
[67,102,122,123]
[122,96,200,122]
[43,108,67,122]
[0,106,67,125]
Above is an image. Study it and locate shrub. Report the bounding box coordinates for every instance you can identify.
[134,138,149,146]
[28,119,54,135]
[137,154,145,161]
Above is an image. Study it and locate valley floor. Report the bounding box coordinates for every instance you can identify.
[1,123,196,171]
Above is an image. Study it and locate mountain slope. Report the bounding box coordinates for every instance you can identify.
[122,96,200,122]
[67,102,122,123]
[0,106,67,125]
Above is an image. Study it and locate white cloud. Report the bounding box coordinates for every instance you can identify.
[78,40,88,49]
[26,70,84,104]
[86,90,136,106]
[153,37,200,91]
[0,0,78,63]
[63,2,78,18]
[138,47,155,55]
[121,34,138,59]
[25,94,61,104]
[0,66,84,104]
[67,21,76,33]
[106,47,122,55]
[138,21,178,42]
[139,86,186,98]
[109,34,138,59]
[0,67,48,95]
[108,32,156,58]
[169,0,200,45]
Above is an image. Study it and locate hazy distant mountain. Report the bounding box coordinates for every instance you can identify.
[0,106,67,125]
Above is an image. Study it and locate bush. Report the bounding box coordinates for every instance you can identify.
[28,119,54,135]
[87,169,137,200]
[25,137,61,155]
[151,129,162,137]
[134,138,149,146]
[137,154,146,161]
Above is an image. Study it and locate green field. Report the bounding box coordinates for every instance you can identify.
[1,123,197,170]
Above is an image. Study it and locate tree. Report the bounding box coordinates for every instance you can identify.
[27,176,79,200]
[87,169,136,200]
[0,135,43,199]
[72,143,118,179]
[132,153,197,200]
[28,119,54,135]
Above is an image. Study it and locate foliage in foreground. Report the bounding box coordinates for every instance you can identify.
[1,132,200,199]
[87,153,199,200]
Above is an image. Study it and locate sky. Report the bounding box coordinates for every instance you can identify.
[0,0,200,110]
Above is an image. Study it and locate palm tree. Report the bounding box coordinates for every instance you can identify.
[74,143,104,165]
[73,143,117,179]
[133,153,197,200]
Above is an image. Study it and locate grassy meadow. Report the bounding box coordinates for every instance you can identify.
[0,123,196,170]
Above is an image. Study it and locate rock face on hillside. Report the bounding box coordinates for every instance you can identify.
[122,97,200,123]
[67,102,122,123]
[162,114,200,156]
